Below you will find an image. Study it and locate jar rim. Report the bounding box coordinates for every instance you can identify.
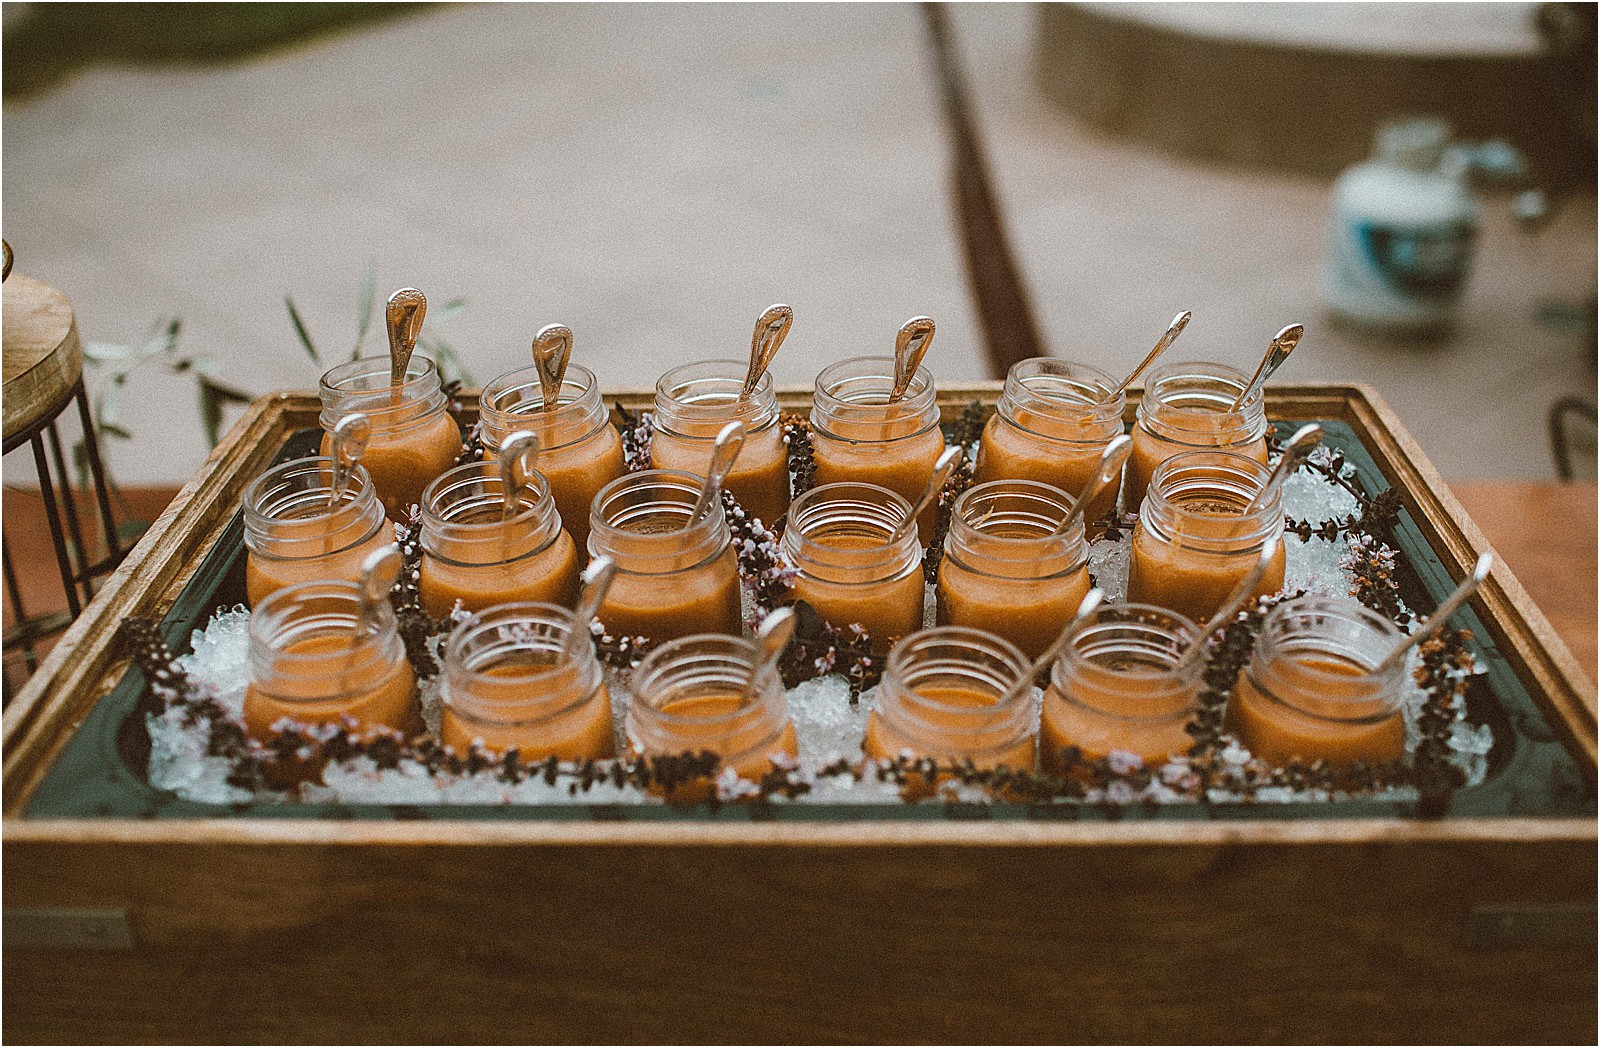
[244,456,376,524]
[631,633,783,724]
[442,601,601,723]
[421,460,553,533]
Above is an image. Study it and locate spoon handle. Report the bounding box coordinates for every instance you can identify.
[532,323,574,411]
[742,304,793,399]
[746,606,798,696]
[891,315,936,402]
[564,555,619,661]
[329,413,372,507]
[1373,553,1493,675]
[357,544,403,635]
[895,445,964,543]
[687,420,748,523]
[1247,423,1323,514]
[996,587,1105,708]
[497,430,539,520]
[1053,434,1132,537]
[386,288,427,390]
[1111,309,1191,399]
[1177,538,1280,670]
[1231,323,1303,412]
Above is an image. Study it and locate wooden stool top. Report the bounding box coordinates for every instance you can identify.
[3,271,82,445]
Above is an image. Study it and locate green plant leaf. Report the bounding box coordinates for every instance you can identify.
[83,340,137,363]
[433,297,468,317]
[99,422,134,440]
[286,295,319,363]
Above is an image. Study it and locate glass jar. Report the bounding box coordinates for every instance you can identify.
[810,356,945,544]
[243,578,417,742]
[936,479,1091,659]
[243,456,392,608]
[418,461,579,619]
[1228,596,1408,767]
[1040,603,1202,772]
[779,481,925,652]
[1124,361,1268,510]
[318,356,462,520]
[973,358,1126,523]
[863,626,1035,771]
[650,360,789,527]
[1126,451,1286,623]
[440,602,614,761]
[627,632,799,799]
[588,469,742,642]
[479,360,627,550]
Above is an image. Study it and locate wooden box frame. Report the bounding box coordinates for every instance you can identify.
[4,384,1595,1043]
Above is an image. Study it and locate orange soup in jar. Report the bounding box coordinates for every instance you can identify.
[417,460,579,619]
[439,602,614,761]
[936,479,1091,659]
[318,356,462,520]
[1126,451,1286,623]
[779,482,926,652]
[627,633,799,800]
[1124,361,1268,511]
[479,360,626,551]
[810,356,945,544]
[1039,603,1202,772]
[243,457,393,608]
[1227,596,1408,768]
[650,360,790,528]
[588,469,742,643]
[973,359,1125,524]
[863,626,1036,775]
[243,579,418,742]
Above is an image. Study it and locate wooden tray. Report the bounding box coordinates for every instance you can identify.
[4,384,1596,1043]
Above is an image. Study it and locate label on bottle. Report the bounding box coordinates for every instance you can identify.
[1322,215,1477,327]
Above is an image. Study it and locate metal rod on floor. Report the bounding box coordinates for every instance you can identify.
[28,434,82,619]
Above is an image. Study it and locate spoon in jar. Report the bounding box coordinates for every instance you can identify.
[741,304,793,402]
[1048,434,1133,538]
[1370,553,1493,675]
[386,288,427,400]
[890,315,936,402]
[562,554,619,661]
[686,420,748,525]
[357,544,404,636]
[889,445,964,544]
[532,323,574,412]
[994,587,1106,708]
[497,430,539,522]
[1175,537,1282,671]
[1106,310,1192,401]
[328,412,372,508]
[1243,423,1323,514]
[1229,323,1303,412]
[744,606,798,699]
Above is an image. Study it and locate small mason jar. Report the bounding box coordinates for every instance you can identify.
[318,356,462,520]
[650,360,789,527]
[1039,603,1202,773]
[973,359,1126,523]
[1126,450,1286,623]
[779,481,925,651]
[810,356,945,544]
[936,479,1091,659]
[1227,595,1409,768]
[440,602,614,761]
[588,469,742,642]
[863,626,1036,771]
[1124,361,1269,510]
[243,456,392,608]
[627,632,799,797]
[478,360,627,551]
[418,461,580,619]
[243,578,418,742]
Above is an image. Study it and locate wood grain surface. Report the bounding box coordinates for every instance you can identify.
[1,271,81,443]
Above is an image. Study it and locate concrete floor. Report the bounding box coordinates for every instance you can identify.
[3,3,1595,486]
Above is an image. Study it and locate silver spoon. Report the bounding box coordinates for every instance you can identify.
[1371,553,1493,675]
[386,288,427,392]
[1108,310,1191,401]
[532,323,574,412]
[686,420,748,524]
[890,445,964,544]
[890,315,936,402]
[497,430,539,522]
[1175,537,1282,671]
[357,545,403,636]
[328,412,371,508]
[994,587,1106,709]
[1049,434,1133,538]
[1244,423,1323,513]
[562,554,618,661]
[744,606,798,699]
[1229,323,1303,412]
[741,304,793,401]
